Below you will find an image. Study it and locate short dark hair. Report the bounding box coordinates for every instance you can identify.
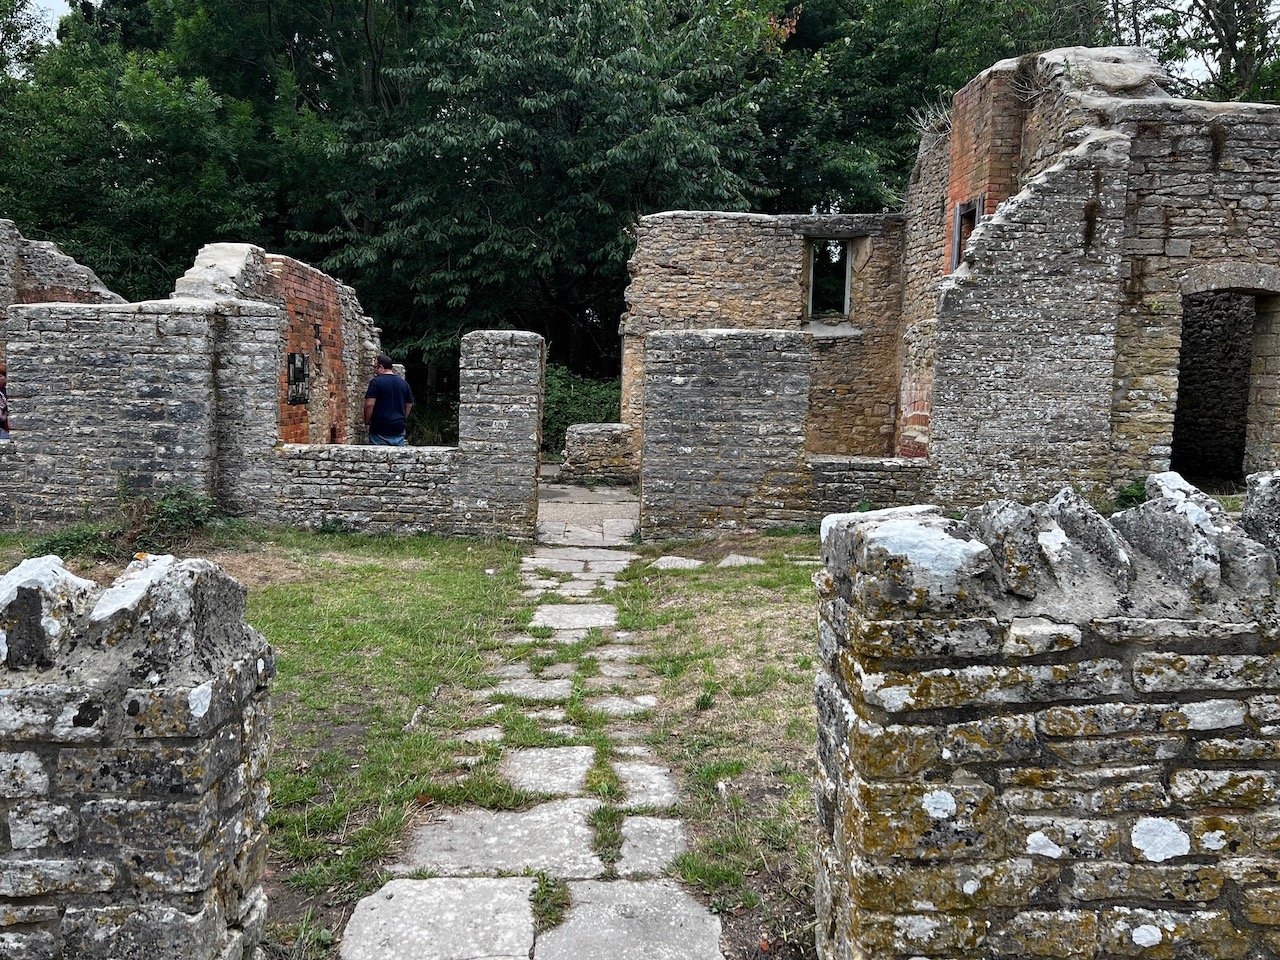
[376,353,395,369]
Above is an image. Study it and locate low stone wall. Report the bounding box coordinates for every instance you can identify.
[258,331,545,540]
[815,472,1280,960]
[559,423,637,486]
[0,553,273,960]
[811,455,929,514]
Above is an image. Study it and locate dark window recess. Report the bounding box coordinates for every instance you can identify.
[951,198,981,270]
[809,239,849,317]
[287,353,309,405]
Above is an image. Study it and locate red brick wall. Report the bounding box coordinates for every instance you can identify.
[945,71,1025,271]
[265,256,349,444]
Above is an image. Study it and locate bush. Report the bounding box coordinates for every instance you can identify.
[28,486,226,562]
[542,365,621,456]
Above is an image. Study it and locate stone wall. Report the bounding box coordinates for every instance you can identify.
[925,129,1130,504]
[815,473,1279,960]
[641,330,812,538]
[0,220,122,363]
[0,553,272,960]
[175,243,381,446]
[3,248,544,540]
[560,423,637,486]
[620,212,906,456]
[260,331,545,539]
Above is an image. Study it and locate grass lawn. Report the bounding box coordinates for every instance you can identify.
[1,519,821,959]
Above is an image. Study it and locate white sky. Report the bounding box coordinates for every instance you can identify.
[33,0,71,29]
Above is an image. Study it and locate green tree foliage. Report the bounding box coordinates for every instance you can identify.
[758,0,1112,213]
[0,0,48,76]
[0,15,267,298]
[1106,0,1280,100]
[318,0,769,376]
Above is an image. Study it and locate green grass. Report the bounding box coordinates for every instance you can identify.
[530,872,572,932]
[247,531,526,896]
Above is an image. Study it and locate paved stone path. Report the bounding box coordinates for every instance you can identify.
[341,484,725,959]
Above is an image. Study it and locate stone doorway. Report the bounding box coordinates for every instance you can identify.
[1171,289,1280,489]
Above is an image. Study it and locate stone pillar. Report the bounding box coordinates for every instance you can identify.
[455,330,546,539]
[816,473,1277,959]
[0,554,273,960]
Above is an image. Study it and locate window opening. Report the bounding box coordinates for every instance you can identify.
[809,238,850,318]
[287,353,309,406]
[951,198,981,271]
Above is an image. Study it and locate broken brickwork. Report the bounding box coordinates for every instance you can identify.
[603,47,1280,537]
[0,554,272,960]
[815,472,1280,959]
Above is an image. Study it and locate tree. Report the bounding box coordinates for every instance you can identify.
[318,0,771,376]
[0,18,268,299]
[0,0,49,76]
[755,0,1112,214]
[1106,0,1280,99]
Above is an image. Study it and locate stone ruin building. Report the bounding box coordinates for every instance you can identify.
[0,227,545,540]
[563,46,1280,538]
[815,471,1280,959]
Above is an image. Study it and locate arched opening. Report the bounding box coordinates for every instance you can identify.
[1171,288,1280,489]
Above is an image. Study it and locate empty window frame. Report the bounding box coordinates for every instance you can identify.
[287,352,310,406]
[951,198,982,271]
[808,238,851,318]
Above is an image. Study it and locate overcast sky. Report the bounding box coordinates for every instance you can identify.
[33,0,70,28]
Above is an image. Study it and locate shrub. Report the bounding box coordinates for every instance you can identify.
[27,486,226,562]
[542,365,620,455]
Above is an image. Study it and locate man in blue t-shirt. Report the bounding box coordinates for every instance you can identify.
[364,353,415,446]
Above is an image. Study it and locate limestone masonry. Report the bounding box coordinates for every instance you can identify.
[0,553,273,960]
[570,46,1280,536]
[0,237,545,540]
[816,472,1280,960]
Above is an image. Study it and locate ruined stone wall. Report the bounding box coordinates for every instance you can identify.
[925,130,1130,505]
[0,553,272,960]
[175,243,381,447]
[560,423,637,486]
[1109,104,1280,482]
[0,221,122,361]
[811,456,929,515]
[816,474,1279,960]
[621,212,905,454]
[894,128,951,458]
[260,331,545,539]
[641,330,812,537]
[3,291,542,540]
[3,299,229,522]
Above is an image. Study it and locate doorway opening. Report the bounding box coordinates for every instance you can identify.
[1171,289,1277,491]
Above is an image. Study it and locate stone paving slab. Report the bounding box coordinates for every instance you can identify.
[533,880,724,960]
[530,604,618,630]
[585,644,643,662]
[542,628,589,645]
[522,557,586,574]
[618,817,688,878]
[341,877,535,960]
[494,678,573,702]
[455,726,503,744]
[532,546,640,563]
[493,663,532,679]
[651,556,704,571]
[500,746,595,795]
[598,661,641,678]
[587,559,632,574]
[395,798,604,879]
[616,761,680,809]
[587,694,658,718]
[539,663,577,679]
[718,553,765,568]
